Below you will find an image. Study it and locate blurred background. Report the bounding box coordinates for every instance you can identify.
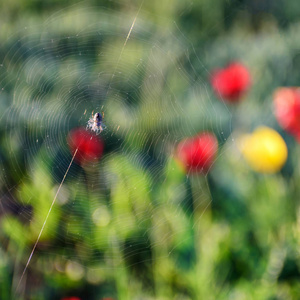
[1,0,300,299]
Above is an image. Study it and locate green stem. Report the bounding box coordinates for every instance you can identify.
[110,233,130,300]
[189,174,212,298]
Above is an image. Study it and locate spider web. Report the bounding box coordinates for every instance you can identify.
[0,2,244,299]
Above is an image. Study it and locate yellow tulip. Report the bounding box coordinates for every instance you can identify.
[238,126,288,173]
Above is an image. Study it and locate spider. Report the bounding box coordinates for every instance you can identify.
[86,112,105,134]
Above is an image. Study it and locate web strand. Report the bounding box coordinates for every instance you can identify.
[105,0,144,99]
[15,147,79,293]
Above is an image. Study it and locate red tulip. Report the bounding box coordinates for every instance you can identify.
[67,127,104,165]
[273,88,300,141]
[210,62,251,102]
[176,132,218,173]
[61,298,81,300]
